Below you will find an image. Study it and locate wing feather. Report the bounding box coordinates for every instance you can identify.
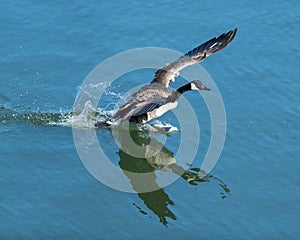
[153,28,237,85]
[133,102,162,117]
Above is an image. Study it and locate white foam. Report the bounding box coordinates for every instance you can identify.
[52,101,113,129]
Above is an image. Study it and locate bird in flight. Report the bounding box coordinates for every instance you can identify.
[95,28,237,127]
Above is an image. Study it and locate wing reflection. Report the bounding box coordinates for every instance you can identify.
[114,124,230,226]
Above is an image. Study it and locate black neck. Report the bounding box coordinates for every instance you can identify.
[176,83,191,94]
[167,83,193,103]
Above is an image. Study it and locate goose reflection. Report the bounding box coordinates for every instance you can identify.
[114,124,230,226]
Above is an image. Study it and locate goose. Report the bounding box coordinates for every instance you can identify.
[95,28,237,127]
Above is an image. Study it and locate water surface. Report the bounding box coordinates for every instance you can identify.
[1,0,300,239]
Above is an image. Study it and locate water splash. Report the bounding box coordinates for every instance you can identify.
[57,101,113,128]
[0,101,112,128]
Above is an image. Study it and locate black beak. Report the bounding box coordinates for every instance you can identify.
[202,84,210,91]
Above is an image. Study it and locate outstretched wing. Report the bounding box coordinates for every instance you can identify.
[153,28,237,85]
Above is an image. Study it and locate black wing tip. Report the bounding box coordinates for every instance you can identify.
[217,28,238,45]
[184,28,238,59]
[226,28,238,41]
[229,28,238,34]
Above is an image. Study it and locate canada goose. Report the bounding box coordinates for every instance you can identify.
[95,28,237,127]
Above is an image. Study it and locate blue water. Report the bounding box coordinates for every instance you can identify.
[1,0,300,239]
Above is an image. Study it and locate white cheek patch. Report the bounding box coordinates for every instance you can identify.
[190,82,198,90]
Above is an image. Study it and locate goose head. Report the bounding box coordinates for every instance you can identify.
[190,80,210,91]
